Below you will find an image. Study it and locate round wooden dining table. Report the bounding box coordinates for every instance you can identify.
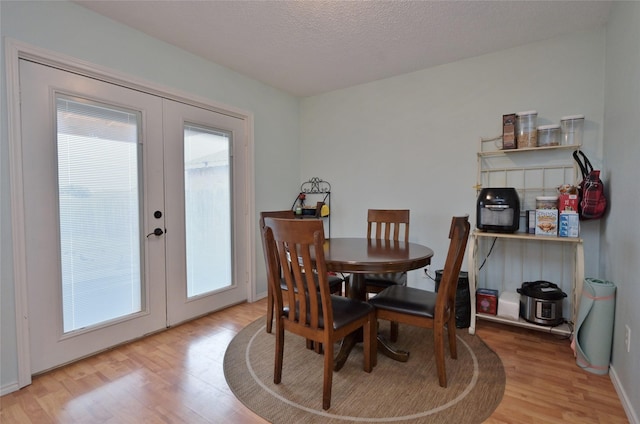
[319,238,434,371]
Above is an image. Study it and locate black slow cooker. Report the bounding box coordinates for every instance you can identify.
[517,281,567,326]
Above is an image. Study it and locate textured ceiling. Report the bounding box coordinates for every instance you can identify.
[75,1,611,97]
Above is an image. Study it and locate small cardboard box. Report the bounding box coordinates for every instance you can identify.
[535,209,558,236]
[559,194,579,213]
[526,210,536,234]
[502,114,517,150]
[559,211,580,237]
[497,291,520,321]
[476,288,499,315]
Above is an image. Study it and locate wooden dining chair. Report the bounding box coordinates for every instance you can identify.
[262,217,376,410]
[364,209,410,341]
[260,210,344,334]
[368,215,470,388]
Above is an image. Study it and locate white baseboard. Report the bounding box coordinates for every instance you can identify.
[1,381,20,396]
[254,290,268,301]
[610,365,639,424]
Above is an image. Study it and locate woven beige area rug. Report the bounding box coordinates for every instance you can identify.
[224,317,504,424]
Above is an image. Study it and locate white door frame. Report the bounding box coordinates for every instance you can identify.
[4,39,256,388]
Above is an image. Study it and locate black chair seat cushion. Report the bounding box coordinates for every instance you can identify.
[364,272,407,289]
[368,285,436,319]
[327,274,344,289]
[284,295,373,331]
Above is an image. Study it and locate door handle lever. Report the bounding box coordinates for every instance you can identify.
[146,228,164,237]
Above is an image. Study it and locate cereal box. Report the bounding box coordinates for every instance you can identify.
[559,211,580,237]
[535,209,558,236]
[559,193,579,213]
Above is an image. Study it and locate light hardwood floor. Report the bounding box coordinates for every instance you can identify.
[1,298,629,423]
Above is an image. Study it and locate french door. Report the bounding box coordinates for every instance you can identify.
[163,98,249,324]
[18,59,249,374]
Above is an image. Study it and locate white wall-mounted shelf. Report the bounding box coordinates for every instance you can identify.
[478,143,582,157]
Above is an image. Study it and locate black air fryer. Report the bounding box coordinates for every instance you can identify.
[476,187,520,233]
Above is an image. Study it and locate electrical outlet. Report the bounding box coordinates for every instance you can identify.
[625,325,631,353]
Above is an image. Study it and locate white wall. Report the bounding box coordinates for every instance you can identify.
[300,11,638,420]
[603,2,640,421]
[1,0,300,392]
[300,29,606,282]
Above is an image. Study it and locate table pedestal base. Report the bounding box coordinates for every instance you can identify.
[333,273,410,371]
[333,333,409,371]
[377,335,410,362]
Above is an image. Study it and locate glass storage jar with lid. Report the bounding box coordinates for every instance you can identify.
[536,196,558,209]
[537,124,560,147]
[516,110,538,148]
[560,115,584,145]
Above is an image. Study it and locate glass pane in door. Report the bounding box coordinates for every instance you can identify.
[57,96,142,333]
[184,124,232,297]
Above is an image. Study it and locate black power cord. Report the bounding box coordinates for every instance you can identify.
[478,237,498,271]
[549,319,574,340]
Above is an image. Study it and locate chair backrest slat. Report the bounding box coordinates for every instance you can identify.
[367,209,410,242]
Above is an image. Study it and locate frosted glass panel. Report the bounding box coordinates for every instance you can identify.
[184,124,232,297]
[57,96,142,333]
